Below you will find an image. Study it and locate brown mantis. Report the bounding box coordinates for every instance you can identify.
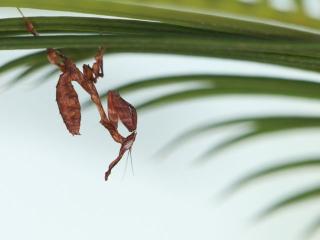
[18,9,137,181]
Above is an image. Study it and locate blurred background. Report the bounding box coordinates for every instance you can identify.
[1,1,320,240]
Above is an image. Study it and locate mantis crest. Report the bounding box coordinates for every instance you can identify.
[18,9,137,181]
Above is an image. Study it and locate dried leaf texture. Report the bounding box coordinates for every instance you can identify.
[82,64,95,83]
[17,8,39,36]
[107,91,137,132]
[93,47,104,78]
[47,48,65,71]
[107,91,119,129]
[75,69,107,121]
[56,73,81,135]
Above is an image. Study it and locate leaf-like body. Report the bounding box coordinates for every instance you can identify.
[56,72,81,135]
[107,91,119,129]
[108,91,137,132]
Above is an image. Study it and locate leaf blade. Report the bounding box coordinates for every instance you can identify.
[258,186,320,218]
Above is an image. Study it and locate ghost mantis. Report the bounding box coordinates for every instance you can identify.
[18,9,137,181]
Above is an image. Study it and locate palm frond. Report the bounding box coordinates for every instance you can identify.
[112,0,320,30]
[304,216,320,239]
[226,158,320,195]
[158,116,320,160]
[0,17,214,37]
[1,0,320,33]
[257,186,320,218]
[224,156,320,237]
[3,62,47,90]
[80,74,320,110]
[2,35,320,72]
[0,50,46,76]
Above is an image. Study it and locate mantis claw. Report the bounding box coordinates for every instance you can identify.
[105,132,137,181]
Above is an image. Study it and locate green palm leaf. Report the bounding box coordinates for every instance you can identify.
[157,116,320,160]
[0,50,46,76]
[2,35,320,71]
[3,61,47,90]
[257,186,320,218]
[111,0,320,30]
[0,17,214,37]
[1,0,320,33]
[304,216,320,239]
[226,158,320,195]
[81,74,320,110]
